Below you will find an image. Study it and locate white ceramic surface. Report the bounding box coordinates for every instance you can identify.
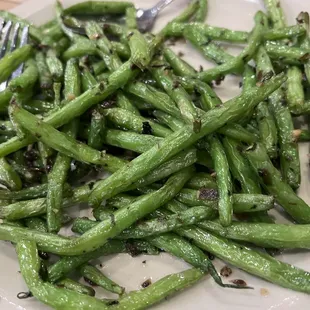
[1,0,310,309]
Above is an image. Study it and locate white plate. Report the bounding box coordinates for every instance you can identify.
[1,0,310,309]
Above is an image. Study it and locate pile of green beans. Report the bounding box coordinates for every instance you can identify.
[0,0,310,308]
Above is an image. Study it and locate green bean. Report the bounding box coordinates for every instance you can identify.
[53,82,62,107]
[88,108,106,150]
[128,30,151,69]
[163,47,197,77]
[0,157,22,191]
[64,1,134,15]
[162,22,186,37]
[222,137,260,193]
[103,108,172,137]
[16,240,108,309]
[125,82,181,117]
[79,264,124,295]
[104,129,162,153]
[64,59,81,102]
[264,25,306,40]
[195,0,208,22]
[246,143,310,223]
[150,66,200,131]
[89,73,286,206]
[56,278,96,296]
[263,0,286,29]
[35,51,53,90]
[8,59,38,93]
[200,221,310,249]
[232,194,274,213]
[166,22,300,43]
[116,90,140,115]
[256,101,278,159]
[167,0,200,24]
[126,6,137,30]
[255,45,300,189]
[242,65,256,94]
[0,167,193,255]
[117,206,216,239]
[62,42,98,60]
[116,268,205,309]
[286,66,304,112]
[297,12,310,84]
[188,23,248,43]
[47,120,78,233]
[293,129,310,142]
[0,45,33,84]
[12,105,127,173]
[0,11,43,42]
[176,188,274,213]
[46,49,64,82]
[265,42,309,62]
[186,172,217,190]
[177,227,310,293]
[48,240,130,283]
[208,135,232,226]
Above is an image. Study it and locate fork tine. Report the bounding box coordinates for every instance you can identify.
[0,21,12,60]
[0,19,5,33]
[10,25,29,81]
[9,23,20,53]
[0,21,13,91]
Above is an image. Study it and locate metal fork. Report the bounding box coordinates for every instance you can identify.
[0,20,29,92]
[136,0,175,32]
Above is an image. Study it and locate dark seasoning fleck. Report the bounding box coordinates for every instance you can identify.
[142,122,153,135]
[220,266,232,277]
[230,279,248,287]
[198,188,218,200]
[141,278,152,288]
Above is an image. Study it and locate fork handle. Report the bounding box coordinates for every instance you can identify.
[151,0,175,15]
